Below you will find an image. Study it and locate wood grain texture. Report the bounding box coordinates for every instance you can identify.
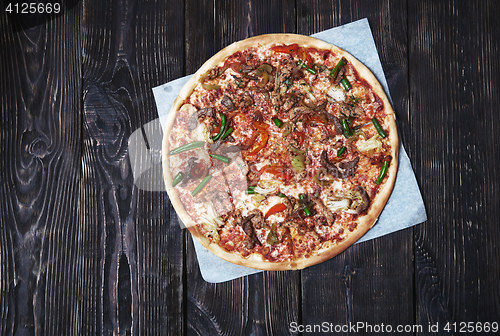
[298,0,415,331]
[409,0,500,331]
[0,4,82,335]
[185,0,295,74]
[81,0,185,334]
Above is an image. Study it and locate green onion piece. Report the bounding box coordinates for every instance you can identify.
[371,117,387,138]
[246,185,256,194]
[340,76,352,91]
[298,60,317,75]
[376,161,389,185]
[299,194,306,201]
[212,114,227,141]
[172,172,184,187]
[306,67,317,75]
[337,146,347,157]
[304,207,312,217]
[329,57,346,78]
[169,141,205,155]
[210,154,231,164]
[192,175,212,196]
[273,117,284,128]
[220,127,233,140]
[341,119,352,138]
[278,192,286,197]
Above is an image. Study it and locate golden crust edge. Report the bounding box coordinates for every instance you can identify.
[162,33,399,271]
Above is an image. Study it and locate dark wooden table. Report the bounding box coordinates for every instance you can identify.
[1,0,499,335]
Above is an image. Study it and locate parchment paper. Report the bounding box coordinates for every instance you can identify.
[150,18,427,283]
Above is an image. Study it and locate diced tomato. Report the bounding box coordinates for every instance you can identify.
[265,203,288,219]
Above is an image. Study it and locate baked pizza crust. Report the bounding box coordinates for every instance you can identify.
[162,33,399,270]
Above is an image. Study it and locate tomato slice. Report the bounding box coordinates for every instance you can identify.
[246,128,269,156]
[272,44,313,67]
[245,121,269,156]
[270,43,299,54]
[298,47,313,67]
[265,203,288,219]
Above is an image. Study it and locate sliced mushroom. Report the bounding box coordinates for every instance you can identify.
[233,92,254,108]
[355,186,370,214]
[338,157,360,178]
[223,209,243,226]
[240,210,264,249]
[320,150,360,179]
[320,150,341,178]
[288,106,311,121]
[188,107,216,130]
[246,209,266,229]
[277,61,296,84]
[221,95,235,110]
[309,195,335,226]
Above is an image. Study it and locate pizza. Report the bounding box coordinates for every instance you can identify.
[162,34,398,270]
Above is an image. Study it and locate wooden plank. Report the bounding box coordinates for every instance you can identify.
[183,1,300,335]
[298,0,415,331]
[409,0,500,331]
[0,5,82,335]
[81,0,185,334]
[185,0,296,73]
